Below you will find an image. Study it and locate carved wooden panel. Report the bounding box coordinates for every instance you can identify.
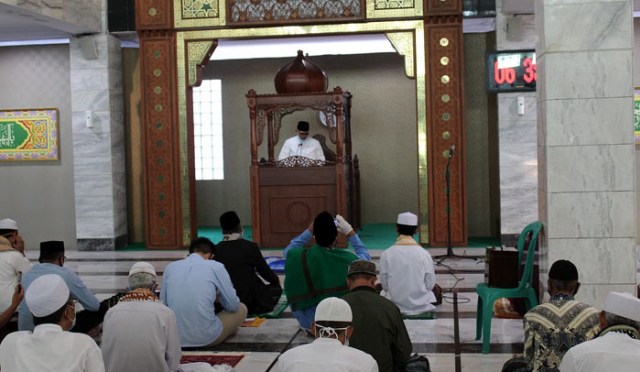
[136,0,173,30]
[139,31,183,249]
[258,167,337,247]
[228,0,364,25]
[425,22,467,246]
[425,0,461,15]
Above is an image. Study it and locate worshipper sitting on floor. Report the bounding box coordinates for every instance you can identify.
[523,260,598,370]
[0,218,26,254]
[0,235,31,335]
[379,212,437,315]
[284,212,371,331]
[278,120,326,161]
[214,211,282,315]
[274,296,378,372]
[0,274,105,371]
[502,259,600,372]
[559,291,640,372]
[342,260,412,372]
[161,237,248,347]
[0,284,23,343]
[102,262,182,372]
[18,241,113,334]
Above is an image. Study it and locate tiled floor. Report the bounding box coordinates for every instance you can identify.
[26,248,526,372]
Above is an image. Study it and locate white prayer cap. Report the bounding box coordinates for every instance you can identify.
[315,297,352,323]
[397,212,418,226]
[603,292,640,322]
[0,218,18,230]
[129,261,156,277]
[25,274,70,317]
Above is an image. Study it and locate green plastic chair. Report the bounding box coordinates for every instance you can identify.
[475,221,542,354]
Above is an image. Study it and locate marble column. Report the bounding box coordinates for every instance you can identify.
[495,1,538,245]
[70,34,127,251]
[536,0,636,307]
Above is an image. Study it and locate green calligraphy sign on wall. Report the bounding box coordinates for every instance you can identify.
[0,109,59,161]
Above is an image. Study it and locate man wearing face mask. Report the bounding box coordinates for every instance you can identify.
[277,121,326,161]
[101,262,182,372]
[18,241,110,333]
[0,274,105,371]
[274,297,378,372]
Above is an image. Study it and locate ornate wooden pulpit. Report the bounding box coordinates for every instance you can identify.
[247,87,357,248]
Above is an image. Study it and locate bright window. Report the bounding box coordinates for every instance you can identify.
[193,79,224,180]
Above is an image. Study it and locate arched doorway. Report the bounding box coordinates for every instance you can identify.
[135,0,467,249]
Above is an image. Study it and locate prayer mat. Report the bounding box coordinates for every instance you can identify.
[403,312,437,320]
[254,294,288,319]
[180,352,244,367]
[241,317,266,327]
[493,298,523,319]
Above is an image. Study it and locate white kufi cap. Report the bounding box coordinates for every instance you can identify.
[25,274,70,317]
[129,261,156,277]
[0,218,18,230]
[603,292,640,322]
[397,212,418,226]
[315,297,352,323]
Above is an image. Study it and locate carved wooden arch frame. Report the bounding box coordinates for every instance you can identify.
[137,0,466,248]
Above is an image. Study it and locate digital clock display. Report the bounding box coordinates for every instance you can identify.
[486,50,536,92]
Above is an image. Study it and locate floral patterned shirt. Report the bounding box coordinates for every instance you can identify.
[524,295,600,372]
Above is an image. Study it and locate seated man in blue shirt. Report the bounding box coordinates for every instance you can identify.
[161,237,248,347]
[18,241,109,334]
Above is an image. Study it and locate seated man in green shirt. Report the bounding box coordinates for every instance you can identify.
[343,260,413,372]
[284,211,370,332]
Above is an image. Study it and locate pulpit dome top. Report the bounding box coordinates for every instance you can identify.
[274,50,328,94]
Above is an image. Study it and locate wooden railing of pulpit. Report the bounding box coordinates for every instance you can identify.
[246,87,357,248]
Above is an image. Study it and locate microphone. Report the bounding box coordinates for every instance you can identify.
[448,144,455,158]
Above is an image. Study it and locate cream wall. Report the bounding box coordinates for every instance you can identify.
[197,53,420,226]
[196,39,498,237]
[0,44,77,248]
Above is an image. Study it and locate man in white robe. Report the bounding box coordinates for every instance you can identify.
[559,292,640,372]
[380,212,437,315]
[0,274,105,372]
[102,262,182,372]
[278,121,325,161]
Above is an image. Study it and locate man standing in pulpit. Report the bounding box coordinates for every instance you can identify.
[278,121,325,161]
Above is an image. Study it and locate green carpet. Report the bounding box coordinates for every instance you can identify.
[118,224,498,251]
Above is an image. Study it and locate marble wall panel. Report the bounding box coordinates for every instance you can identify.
[500,187,538,235]
[499,143,537,167]
[547,191,635,238]
[73,155,113,175]
[495,0,535,51]
[75,216,115,238]
[544,98,634,146]
[541,1,632,53]
[547,237,636,284]
[75,196,115,218]
[71,68,110,90]
[499,165,537,189]
[547,144,635,192]
[74,174,114,197]
[577,283,638,309]
[543,50,632,100]
[498,93,536,122]
[71,111,115,135]
[499,119,536,145]
[72,131,113,158]
[70,89,111,112]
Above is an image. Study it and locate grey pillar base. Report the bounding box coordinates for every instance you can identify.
[77,235,127,251]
